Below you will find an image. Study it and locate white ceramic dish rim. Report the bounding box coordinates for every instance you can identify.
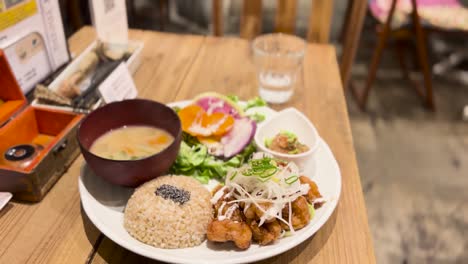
[254,107,321,159]
[79,101,342,264]
[0,192,12,211]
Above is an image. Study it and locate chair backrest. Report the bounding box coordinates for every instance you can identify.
[212,0,334,43]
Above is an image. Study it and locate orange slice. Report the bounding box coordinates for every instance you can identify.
[202,112,234,136]
[197,135,222,144]
[178,104,235,137]
[178,104,204,133]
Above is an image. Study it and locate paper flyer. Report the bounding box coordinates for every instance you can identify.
[98,63,137,103]
[0,0,69,94]
[90,0,129,45]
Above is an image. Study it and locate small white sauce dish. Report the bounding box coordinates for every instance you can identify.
[254,108,320,170]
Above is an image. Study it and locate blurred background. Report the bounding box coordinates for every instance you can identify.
[59,1,468,263]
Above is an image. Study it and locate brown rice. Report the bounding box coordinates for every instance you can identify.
[124,175,212,249]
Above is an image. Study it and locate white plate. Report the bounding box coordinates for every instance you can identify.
[0,192,12,211]
[79,102,341,264]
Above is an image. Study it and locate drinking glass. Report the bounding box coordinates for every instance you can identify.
[252,33,306,104]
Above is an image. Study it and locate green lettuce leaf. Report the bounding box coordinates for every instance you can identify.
[244,96,267,111]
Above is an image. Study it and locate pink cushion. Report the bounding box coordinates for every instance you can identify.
[419,5,468,31]
[369,0,467,31]
[369,0,411,27]
[414,0,459,5]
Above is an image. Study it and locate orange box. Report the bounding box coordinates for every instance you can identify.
[0,50,83,202]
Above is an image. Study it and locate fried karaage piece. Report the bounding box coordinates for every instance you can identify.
[207,219,252,249]
[281,196,310,230]
[244,203,274,222]
[214,201,243,222]
[299,176,323,208]
[213,189,244,222]
[211,185,224,196]
[249,220,282,245]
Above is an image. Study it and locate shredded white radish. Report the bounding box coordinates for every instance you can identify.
[217,201,227,218]
[210,186,227,204]
[212,152,313,232]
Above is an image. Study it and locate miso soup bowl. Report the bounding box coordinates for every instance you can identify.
[78,99,182,187]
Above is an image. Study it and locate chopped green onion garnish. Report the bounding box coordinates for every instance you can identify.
[229,171,238,180]
[259,177,272,182]
[241,157,280,181]
[285,175,298,185]
[288,149,300,154]
[280,130,297,144]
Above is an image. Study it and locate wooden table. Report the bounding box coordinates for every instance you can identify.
[0,27,375,264]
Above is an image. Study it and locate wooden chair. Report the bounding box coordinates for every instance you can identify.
[348,0,436,111]
[211,0,369,93]
[352,0,468,111]
[211,0,334,43]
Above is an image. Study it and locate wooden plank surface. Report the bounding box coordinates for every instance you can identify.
[0,27,375,264]
[0,155,100,264]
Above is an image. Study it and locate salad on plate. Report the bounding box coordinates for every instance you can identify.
[169,92,269,184]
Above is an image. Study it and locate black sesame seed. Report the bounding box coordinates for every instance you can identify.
[155,184,191,205]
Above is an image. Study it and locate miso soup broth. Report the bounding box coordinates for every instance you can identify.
[90,126,174,160]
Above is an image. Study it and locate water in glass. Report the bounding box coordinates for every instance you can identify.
[253,33,305,104]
